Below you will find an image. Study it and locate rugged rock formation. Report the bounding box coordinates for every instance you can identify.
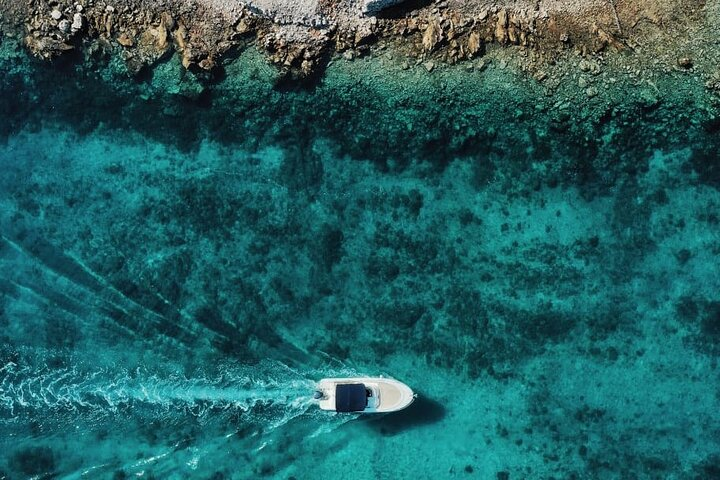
[0,0,715,84]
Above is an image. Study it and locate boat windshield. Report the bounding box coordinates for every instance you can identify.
[335,383,367,412]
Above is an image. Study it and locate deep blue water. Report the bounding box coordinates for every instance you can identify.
[1,42,720,479]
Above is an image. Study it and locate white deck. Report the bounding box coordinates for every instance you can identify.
[316,377,415,413]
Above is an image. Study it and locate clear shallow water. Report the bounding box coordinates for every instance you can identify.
[1,44,720,479]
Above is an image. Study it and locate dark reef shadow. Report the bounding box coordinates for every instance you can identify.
[374,0,433,19]
[361,392,446,435]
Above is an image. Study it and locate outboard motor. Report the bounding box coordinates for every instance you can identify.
[313,390,325,400]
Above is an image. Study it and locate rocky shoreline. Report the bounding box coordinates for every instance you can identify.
[3,5,720,480]
[1,0,720,192]
[2,0,718,85]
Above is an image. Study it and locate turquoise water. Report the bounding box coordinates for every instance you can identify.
[1,40,720,479]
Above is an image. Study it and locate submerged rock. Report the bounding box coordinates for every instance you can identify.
[9,446,55,476]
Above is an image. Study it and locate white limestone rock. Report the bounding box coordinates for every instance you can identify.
[71,12,83,32]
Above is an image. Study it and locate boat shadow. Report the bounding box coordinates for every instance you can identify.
[361,393,446,436]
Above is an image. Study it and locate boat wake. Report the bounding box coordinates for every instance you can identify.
[0,222,363,477]
[0,355,361,478]
[2,358,321,416]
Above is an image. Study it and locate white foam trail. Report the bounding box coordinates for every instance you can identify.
[1,357,364,479]
[0,360,318,418]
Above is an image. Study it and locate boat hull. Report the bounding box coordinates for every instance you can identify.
[316,377,415,413]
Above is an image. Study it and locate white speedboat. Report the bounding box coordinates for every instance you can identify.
[314,377,416,413]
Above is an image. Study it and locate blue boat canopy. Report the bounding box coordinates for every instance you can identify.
[335,383,367,412]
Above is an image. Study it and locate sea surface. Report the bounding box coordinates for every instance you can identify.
[1,39,720,479]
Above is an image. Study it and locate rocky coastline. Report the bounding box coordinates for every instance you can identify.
[1,0,718,85]
[3,4,720,480]
[1,0,719,190]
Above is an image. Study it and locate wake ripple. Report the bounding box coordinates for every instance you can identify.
[0,359,317,421]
